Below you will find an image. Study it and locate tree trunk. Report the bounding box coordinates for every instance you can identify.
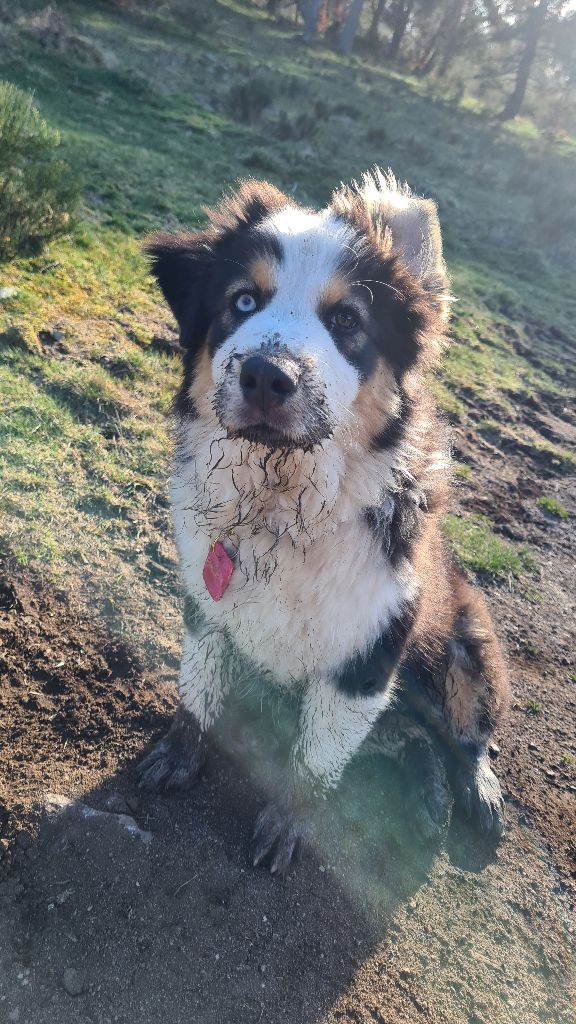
[387,0,413,60]
[338,0,366,54]
[498,0,549,120]
[416,0,464,76]
[367,0,387,47]
[298,0,323,42]
[436,0,467,77]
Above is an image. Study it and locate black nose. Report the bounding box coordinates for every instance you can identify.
[239,355,298,409]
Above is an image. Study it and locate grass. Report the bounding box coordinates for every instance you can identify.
[537,496,569,519]
[0,0,574,598]
[443,514,534,580]
[526,700,543,715]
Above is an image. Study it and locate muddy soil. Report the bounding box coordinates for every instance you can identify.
[0,353,574,1024]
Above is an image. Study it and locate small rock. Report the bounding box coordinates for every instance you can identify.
[544,770,556,782]
[0,287,18,300]
[62,967,85,997]
[528,742,539,751]
[45,794,152,845]
[103,792,130,816]
[488,742,500,759]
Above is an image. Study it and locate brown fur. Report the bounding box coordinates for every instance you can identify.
[248,254,278,295]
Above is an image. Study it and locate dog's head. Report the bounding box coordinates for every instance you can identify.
[146,169,450,451]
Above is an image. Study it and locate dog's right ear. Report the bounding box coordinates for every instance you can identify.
[144,231,212,350]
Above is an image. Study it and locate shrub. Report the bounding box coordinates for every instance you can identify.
[0,80,80,261]
[227,73,277,125]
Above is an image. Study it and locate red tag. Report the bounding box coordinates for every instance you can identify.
[203,542,234,601]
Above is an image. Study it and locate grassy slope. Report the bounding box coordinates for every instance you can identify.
[0,0,574,609]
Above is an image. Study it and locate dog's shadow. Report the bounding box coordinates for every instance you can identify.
[6,690,498,1024]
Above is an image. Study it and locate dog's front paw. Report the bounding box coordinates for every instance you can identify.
[452,753,505,838]
[250,802,313,875]
[137,706,206,793]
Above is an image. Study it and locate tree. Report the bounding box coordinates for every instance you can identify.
[367,0,389,48]
[498,0,549,119]
[387,0,414,60]
[338,0,367,54]
[297,0,323,41]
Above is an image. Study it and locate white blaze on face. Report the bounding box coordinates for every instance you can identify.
[211,205,361,432]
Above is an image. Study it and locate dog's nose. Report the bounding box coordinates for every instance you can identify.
[239,355,297,409]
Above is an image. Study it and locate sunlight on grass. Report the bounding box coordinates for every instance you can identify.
[443,513,534,579]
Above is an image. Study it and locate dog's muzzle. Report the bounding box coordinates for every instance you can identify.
[214,347,334,450]
[239,353,299,414]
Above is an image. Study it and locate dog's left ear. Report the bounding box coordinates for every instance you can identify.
[144,231,212,350]
[331,168,450,315]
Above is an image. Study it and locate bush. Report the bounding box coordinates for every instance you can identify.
[0,80,80,261]
[227,73,277,125]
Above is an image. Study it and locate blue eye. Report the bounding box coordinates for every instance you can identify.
[235,293,257,314]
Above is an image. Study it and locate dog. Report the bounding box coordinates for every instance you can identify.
[138,169,510,873]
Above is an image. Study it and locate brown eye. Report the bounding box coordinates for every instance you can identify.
[330,309,358,330]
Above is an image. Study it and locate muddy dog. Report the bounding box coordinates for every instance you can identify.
[138,169,510,873]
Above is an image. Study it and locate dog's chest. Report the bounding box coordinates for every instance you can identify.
[173,505,411,683]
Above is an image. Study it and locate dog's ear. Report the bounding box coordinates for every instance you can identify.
[144,232,212,350]
[331,168,450,314]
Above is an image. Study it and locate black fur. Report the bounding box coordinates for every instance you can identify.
[336,604,416,698]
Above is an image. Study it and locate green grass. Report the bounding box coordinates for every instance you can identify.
[0,0,574,591]
[443,514,534,580]
[537,496,569,519]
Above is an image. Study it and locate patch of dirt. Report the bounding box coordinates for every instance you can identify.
[0,567,174,833]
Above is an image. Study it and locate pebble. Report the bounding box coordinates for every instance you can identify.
[63,967,86,997]
[545,770,556,781]
[103,793,130,816]
[488,742,500,759]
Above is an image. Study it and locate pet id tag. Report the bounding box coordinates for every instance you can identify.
[203,541,235,601]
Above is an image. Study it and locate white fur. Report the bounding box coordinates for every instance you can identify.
[171,412,416,687]
[179,626,229,730]
[293,678,394,787]
[212,208,361,436]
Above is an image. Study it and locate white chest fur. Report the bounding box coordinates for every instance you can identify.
[171,421,415,685]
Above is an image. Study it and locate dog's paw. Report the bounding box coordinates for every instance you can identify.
[452,753,505,839]
[137,739,204,792]
[250,802,313,875]
[137,706,205,793]
[413,772,453,841]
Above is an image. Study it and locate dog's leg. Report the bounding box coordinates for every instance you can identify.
[250,680,390,873]
[366,711,452,840]
[436,589,510,839]
[138,623,229,792]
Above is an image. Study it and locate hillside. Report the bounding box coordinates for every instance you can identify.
[0,3,574,1023]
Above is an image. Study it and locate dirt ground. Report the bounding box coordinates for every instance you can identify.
[0,331,574,1024]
